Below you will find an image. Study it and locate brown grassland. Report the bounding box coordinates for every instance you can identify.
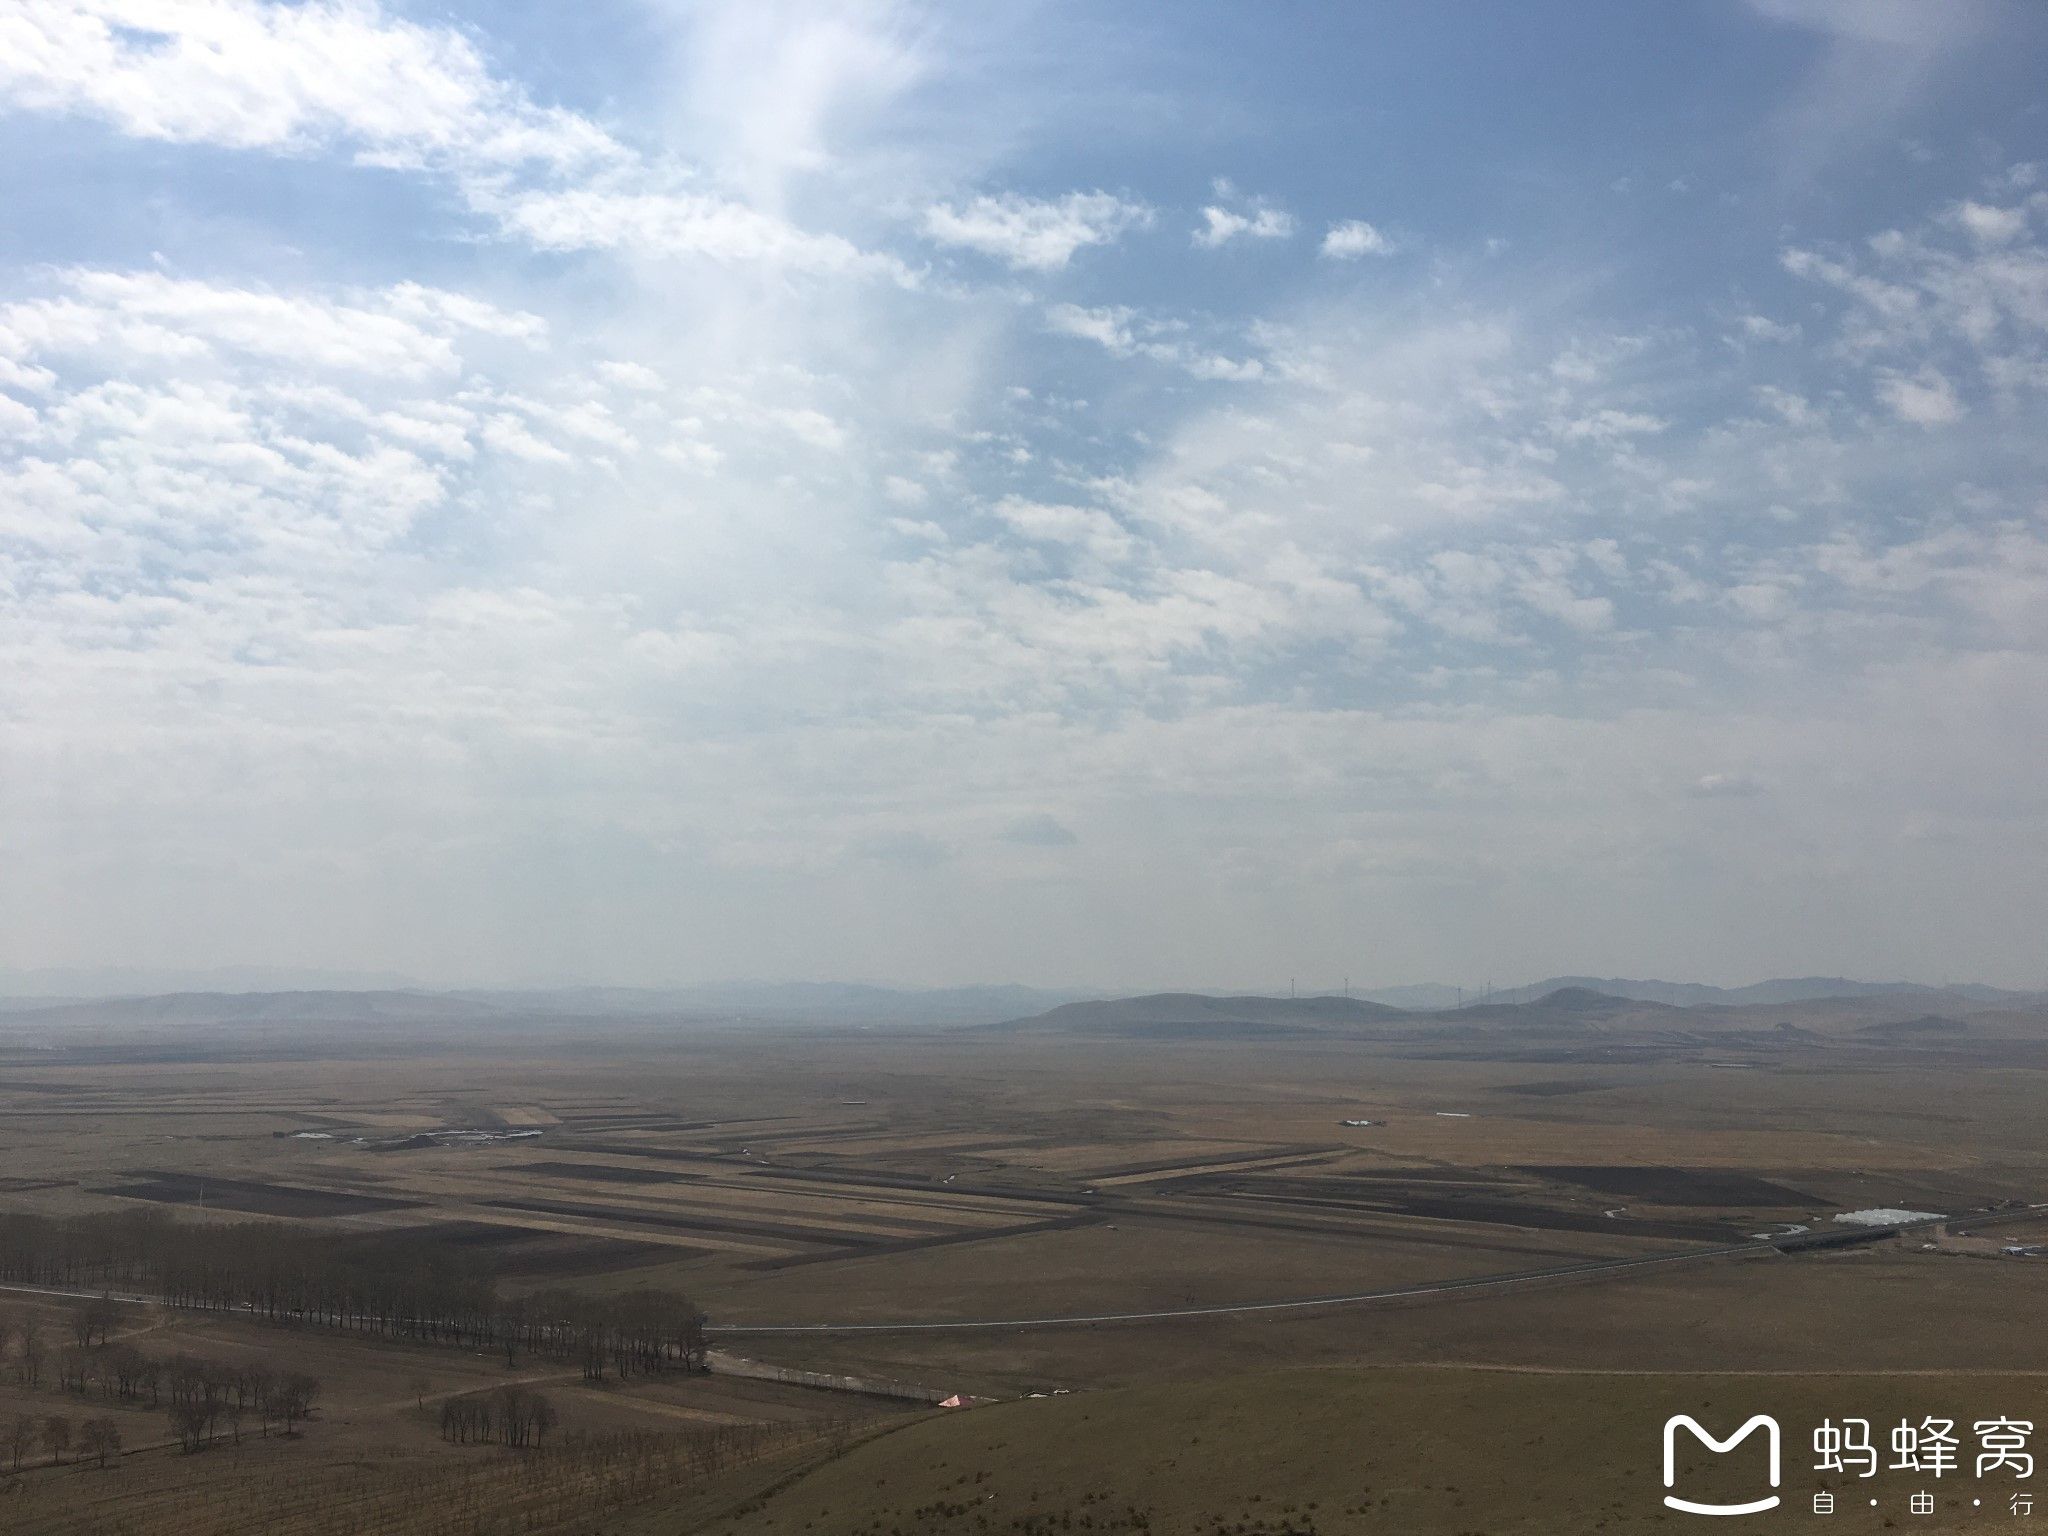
[2,990,2045,1532]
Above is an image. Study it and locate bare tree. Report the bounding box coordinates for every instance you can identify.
[17,1316,44,1387]
[41,1413,71,1466]
[6,1413,36,1472]
[169,1401,209,1454]
[279,1372,320,1436]
[245,1364,276,1432]
[56,1345,89,1394]
[529,1393,558,1447]
[79,1417,121,1467]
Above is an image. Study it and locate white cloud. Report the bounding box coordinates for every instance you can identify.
[1320,219,1395,259]
[1045,302,1136,353]
[1947,200,2029,246]
[1178,352,1265,383]
[882,475,929,507]
[1732,312,1802,344]
[0,0,621,170]
[485,184,889,276]
[922,190,1152,271]
[0,0,902,280]
[479,412,572,463]
[1876,366,1963,424]
[1691,772,1766,798]
[1552,408,1669,444]
[991,495,1136,563]
[3,7,2046,989]
[1193,204,1294,248]
[0,269,538,382]
[597,361,663,391]
[1046,302,1266,384]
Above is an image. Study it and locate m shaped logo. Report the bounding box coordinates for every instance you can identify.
[1663,1414,1782,1516]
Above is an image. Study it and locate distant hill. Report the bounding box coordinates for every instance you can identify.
[0,964,426,998]
[0,989,509,1029]
[1353,981,1464,1009]
[996,992,1404,1038]
[1437,984,1678,1023]
[1363,975,2041,1009]
[455,982,1093,1025]
[0,982,1096,1033]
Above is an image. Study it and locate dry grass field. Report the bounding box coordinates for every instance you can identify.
[692,1367,2048,1536]
[3,991,2046,1531]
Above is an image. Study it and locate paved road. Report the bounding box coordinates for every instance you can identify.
[706,1216,1959,1335]
[0,1214,1961,1338]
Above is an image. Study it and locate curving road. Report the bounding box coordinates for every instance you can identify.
[4,1214,1962,1339]
[704,1219,1945,1335]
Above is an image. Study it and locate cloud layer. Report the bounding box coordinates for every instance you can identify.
[1,0,2044,989]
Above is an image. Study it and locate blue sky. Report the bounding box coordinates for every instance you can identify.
[1,0,2045,991]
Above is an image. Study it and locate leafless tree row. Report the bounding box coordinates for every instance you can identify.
[0,1211,707,1375]
[161,1356,320,1450]
[5,1412,121,1471]
[437,1384,559,1447]
[499,1286,709,1379]
[0,1309,47,1386]
[2,1299,320,1461]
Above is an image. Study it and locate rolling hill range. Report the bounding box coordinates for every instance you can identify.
[4,980,2041,1057]
[1461,974,2042,1008]
[0,982,1092,1040]
[993,983,2048,1048]
[993,992,1405,1038]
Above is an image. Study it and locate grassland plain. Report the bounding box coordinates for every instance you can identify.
[688,1367,2048,1536]
[2,991,2046,1531]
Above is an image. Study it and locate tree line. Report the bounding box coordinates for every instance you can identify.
[439,1383,560,1447]
[3,1300,320,1465]
[0,1208,706,1376]
[6,1411,120,1472]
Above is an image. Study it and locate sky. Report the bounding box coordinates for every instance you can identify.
[1,0,2045,993]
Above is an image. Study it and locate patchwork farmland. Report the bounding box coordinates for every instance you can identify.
[5,991,2048,1534]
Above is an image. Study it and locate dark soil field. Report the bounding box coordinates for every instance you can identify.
[91,1172,424,1218]
[1517,1164,1820,1205]
[509,1161,692,1185]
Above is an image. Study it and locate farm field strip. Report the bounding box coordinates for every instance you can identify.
[443,1179,1003,1243]
[438,1153,1088,1224]
[1103,1192,1693,1260]
[1089,1146,1347,1186]
[422,1205,790,1258]
[511,1171,1075,1230]
[548,1148,1094,1206]
[474,1195,913,1249]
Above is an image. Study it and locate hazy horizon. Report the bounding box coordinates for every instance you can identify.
[0,962,2036,1003]
[5,0,2046,990]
